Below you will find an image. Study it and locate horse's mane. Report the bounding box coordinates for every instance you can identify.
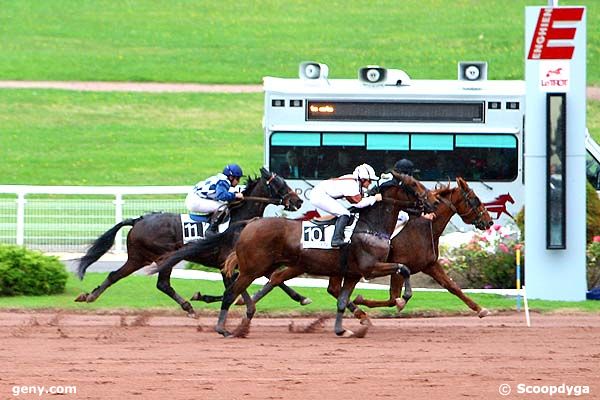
[241,175,260,195]
[433,183,453,197]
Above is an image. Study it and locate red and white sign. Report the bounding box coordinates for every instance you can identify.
[539,61,570,92]
[527,7,584,60]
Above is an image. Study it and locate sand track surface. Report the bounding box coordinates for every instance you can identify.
[0,311,598,399]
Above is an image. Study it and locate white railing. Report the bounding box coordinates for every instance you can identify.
[0,185,189,253]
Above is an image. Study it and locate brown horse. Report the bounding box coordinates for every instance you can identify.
[350,177,494,317]
[217,172,438,337]
[74,168,304,317]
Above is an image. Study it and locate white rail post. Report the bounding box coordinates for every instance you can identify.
[16,192,26,246]
[114,193,124,253]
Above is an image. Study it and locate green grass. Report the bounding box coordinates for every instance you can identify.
[1,89,599,186]
[0,90,263,185]
[0,272,598,316]
[1,0,598,84]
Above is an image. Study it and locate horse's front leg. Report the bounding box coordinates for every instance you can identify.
[362,262,411,279]
[327,276,370,325]
[425,261,489,317]
[334,276,363,337]
[354,273,405,310]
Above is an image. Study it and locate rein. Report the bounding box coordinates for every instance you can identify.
[229,196,283,209]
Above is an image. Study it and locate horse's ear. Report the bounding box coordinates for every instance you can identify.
[390,169,406,183]
[456,176,466,189]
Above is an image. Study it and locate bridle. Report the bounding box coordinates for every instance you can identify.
[264,172,295,208]
[439,186,488,229]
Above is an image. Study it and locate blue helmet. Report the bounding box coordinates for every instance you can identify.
[223,164,243,178]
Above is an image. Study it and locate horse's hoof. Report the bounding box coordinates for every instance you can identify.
[354,294,364,305]
[74,293,88,302]
[336,329,354,338]
[359,317,372,326]
[187,311,198,319]
[300,297,313,306]
[478,308,490,318]
[353,325,369,338]
[215,327,231,337]
[395,297,406,311]
[190,292,202,301]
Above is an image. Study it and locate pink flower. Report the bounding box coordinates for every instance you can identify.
[439,258,451,267]
[498,243,510,253]
[594,236,600,243]
[493,224,502,231]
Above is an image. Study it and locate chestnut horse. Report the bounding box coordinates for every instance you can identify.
[218,172,438,337]
[350,177,494,318]
[75,168,304,317]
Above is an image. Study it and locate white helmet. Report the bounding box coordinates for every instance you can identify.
[353,163,378,181]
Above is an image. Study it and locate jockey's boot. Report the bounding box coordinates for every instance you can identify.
[331,215,351,248]
[205,207,228,237]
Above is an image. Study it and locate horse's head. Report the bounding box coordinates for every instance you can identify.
[389,170,438,213]
[505,193,515,204]
[454,177,493,230]
[259,167,303,211]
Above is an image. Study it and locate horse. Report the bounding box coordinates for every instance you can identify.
[349,177,494,318]
[217,171,439,337]
[74,167,304,317]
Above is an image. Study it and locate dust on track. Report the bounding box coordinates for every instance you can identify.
[1,310,598,399]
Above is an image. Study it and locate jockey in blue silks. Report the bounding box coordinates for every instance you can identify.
[185,164,244,236]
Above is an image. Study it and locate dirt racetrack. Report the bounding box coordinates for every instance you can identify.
[1,311,598,400]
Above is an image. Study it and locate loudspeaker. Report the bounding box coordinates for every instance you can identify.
[358,66,387,84]
[299,62,329,80]
[458,61,488,81]
[358,66,411,86]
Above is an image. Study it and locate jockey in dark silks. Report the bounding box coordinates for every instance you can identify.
[185,164,244,236]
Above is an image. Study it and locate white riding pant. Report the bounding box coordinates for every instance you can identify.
[310,189,350,217]
[185,193,224,214]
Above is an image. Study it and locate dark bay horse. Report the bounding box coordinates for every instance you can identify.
[217,172,438,337]
[75,168,304,317]
[350,177,494,317]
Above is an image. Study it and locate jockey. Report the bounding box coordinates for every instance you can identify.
[185,164,245,236]
[394,158,416,175]
[311,163,383,247]
[393,158,436,222]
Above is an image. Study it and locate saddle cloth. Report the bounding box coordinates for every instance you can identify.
[301,216,358,249]
[301,211,409,249]
[180,214,230,244]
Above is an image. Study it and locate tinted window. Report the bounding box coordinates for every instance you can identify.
[269,132,518,181]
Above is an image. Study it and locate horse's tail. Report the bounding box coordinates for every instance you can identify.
[77,217,141,280]
[149,221,251,275]
[223,251,238,279]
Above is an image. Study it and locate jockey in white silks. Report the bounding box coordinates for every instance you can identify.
[310,163,382,247]
[185,163,244,236]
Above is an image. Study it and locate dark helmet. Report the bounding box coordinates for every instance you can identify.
[394,159,415,175]
[223,164,243,178]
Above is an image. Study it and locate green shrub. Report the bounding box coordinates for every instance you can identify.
[586,182,600,244]
[586,241,600,290]
[0,245,68,296]
[443,228,522,289]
